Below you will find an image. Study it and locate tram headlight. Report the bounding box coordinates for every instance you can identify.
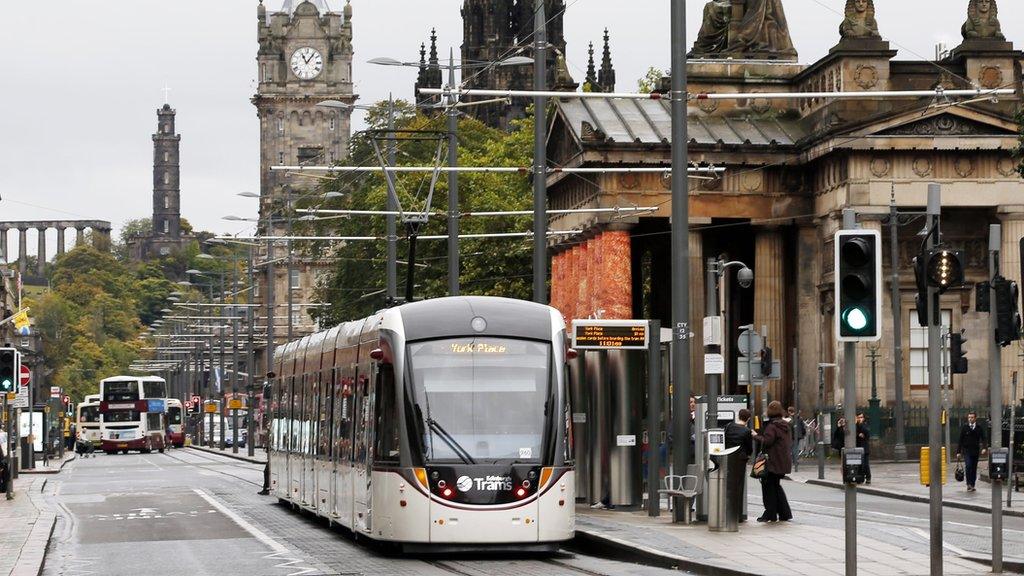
[515,486,528,499]
[442,487,454,499]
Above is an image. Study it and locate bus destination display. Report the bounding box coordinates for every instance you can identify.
[572,321,649,350]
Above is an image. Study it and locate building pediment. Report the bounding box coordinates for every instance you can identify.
[845,106,1019,139]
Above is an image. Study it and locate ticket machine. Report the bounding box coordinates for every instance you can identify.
[694,395,749,520]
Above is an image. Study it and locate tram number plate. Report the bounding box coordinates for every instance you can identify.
[572,320,649,350]
[117,443,128,448]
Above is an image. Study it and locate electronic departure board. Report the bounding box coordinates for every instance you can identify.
[571,320,650,350]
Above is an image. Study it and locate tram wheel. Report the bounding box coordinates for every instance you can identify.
[158,447,165,453]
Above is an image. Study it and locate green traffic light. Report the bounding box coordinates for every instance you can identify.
[1,379,11,390]
[842,307,869,332]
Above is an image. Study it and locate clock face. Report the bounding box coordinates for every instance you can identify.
[290,47,324,80]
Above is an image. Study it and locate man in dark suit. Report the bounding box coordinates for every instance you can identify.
[856,413,871,484]
[957,412,987,492]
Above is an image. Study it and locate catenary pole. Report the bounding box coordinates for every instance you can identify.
[926,184,942,576]
[647,320,662,517]
[247,244,256,458]
[387,95,398,302]
[989,223,1004,573]
[670,0,693,523]
[532,0,547,304]
[447,51,460,296]
[842,208,857,576]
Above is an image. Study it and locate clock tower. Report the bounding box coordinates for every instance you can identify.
[253,0,355,338]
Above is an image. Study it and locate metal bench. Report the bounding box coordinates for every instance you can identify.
[658,465,703,524]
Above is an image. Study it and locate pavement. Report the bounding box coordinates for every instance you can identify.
[573,458,1024,576]
[0,475,57,576]
[789,458,1020,517]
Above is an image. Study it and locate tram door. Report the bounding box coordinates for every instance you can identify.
[353,369,374,533]
[288,377,300,500]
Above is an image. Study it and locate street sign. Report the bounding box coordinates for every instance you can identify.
[50,386,61,399]
[204,402,218,414]
[12,388,28,409]
[5,392,14,402]
[572,320,649,350]
[703,316,723,346]
[737,359,781,383]
[737,330,763,357]
[704,353,725,375]
[20,365,31,387]
[228,398,244,410]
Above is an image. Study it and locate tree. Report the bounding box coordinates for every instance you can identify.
[638,67,666,94]
[309,106,536,325]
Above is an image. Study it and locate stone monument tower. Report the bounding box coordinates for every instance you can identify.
[253,0,355,338]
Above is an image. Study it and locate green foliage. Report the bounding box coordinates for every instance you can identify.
[310,106,536,325]
[638,67,666,94]
[29,246,147,403]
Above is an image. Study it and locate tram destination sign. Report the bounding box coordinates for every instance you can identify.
[572,320,649,350]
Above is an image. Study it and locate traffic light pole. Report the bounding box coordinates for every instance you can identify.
[988,223,1004,573]
[841,208,858,576]
[926,184,943,576]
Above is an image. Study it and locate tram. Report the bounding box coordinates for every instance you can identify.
[270,296,575,551]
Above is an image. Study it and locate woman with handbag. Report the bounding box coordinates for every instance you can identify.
[753,401,794,522]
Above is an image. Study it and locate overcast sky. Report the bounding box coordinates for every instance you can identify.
[1,0,1020,262]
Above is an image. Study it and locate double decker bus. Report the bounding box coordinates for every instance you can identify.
[76,394,102,447]
[166,399,184,448]
[99,376,168,454]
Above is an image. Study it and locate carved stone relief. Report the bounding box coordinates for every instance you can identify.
[880,115,998,137]
[997,157,1017,177]
[740,171,763,192]
[954,157,975,178]
[854,64,879,89]
[913,157,933,177]
[618,172,640,190]
[979,66,1004,89]
[870,157,891,177]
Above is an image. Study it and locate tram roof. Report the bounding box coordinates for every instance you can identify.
[394,296,557,342]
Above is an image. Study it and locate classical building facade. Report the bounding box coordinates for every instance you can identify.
[253,0,355,342]
[128,104,192,260]
[546,0,1023,416]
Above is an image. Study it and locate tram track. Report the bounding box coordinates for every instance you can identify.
[426,556,623,576]
[162,449,264,487]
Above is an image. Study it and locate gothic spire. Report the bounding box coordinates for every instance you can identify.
[598,28,616,93]
[416,42,428,89]
[426,28,443,90]
[585,41,598,91]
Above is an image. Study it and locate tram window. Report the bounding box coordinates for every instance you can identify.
[373,364,400,464]
[319,371,331,459]
[290,377,300,453]
[304,374,314,456]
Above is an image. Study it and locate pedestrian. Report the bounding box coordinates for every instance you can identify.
[855,413,871,484]
[957,412,987,492]
[831,416,848,452]
[753,401,793,522]
[0,429,6,494]
[725,408,754,461]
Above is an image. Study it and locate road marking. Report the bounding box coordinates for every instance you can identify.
[192,488,288,553]
[909,527,972,557]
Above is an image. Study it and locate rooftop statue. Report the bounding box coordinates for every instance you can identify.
[690,0,797,60]
[839,0,880,39]
[962,0,1005,40]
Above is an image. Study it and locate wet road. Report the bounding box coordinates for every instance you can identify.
[41,449,685,576]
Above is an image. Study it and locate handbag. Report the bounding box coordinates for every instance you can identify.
[750,452,768,479]
[954,456,965,482]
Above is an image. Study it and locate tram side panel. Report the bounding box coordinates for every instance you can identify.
[537,469,576,542]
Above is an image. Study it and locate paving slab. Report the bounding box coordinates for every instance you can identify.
[575,506,998,576]
[0,475,56,576]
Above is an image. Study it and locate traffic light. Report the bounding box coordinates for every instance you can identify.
[0,348,18,393]
[760,346,773,378]
[949,331,968,374]
[835,230,882,341]
[993,275,1022,347]
[924,249,964,294]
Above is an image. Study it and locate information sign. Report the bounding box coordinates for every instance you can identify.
[572,320,649,350]
[228,398,244,410]
[204,402,218,414]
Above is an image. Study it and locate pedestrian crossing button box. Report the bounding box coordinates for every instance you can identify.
[842,448,866,484]
[990,448,1009,481]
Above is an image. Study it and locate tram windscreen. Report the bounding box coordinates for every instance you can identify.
[408,338,550,463]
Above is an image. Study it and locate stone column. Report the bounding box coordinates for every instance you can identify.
[36,227,47,276]
[689,230,705,393]
[855,220,886,409]
[0,227,7,262]
[75,228,85,246]
[795,223,822,415]
[56,227,66,256]
[18,228,28,275]
[94,228,112,252]
[754,227,786,405]
[999,208,1024,401]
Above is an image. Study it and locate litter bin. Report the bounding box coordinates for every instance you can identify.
[708,446,743,532]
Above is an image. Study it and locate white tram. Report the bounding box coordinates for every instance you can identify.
[270,296,575,551]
